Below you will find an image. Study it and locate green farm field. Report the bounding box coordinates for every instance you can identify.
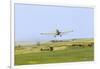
[15,38,94,65]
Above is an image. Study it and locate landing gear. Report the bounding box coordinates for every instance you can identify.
[60,35,62,37]
[54,35,62,37]
[54,35,56,37]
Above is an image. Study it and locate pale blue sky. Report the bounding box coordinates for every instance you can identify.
[15,3,94,42]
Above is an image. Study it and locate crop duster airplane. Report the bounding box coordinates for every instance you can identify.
[40,29,73,37]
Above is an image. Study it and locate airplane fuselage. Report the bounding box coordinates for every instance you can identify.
[55,29,62,37]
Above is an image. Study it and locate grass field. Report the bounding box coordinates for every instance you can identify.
[15,38,94,65]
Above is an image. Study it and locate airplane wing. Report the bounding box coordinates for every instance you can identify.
[61,30,73,35]
[40,32,56,35]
